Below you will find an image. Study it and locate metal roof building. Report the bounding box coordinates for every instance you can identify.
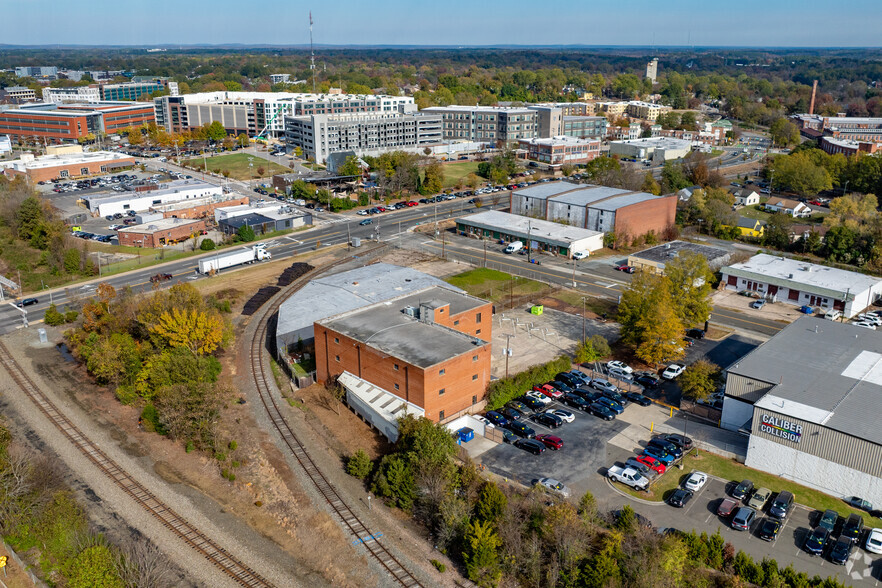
[274,263,462,352]
[723,316,882,506]
[455,210,604,258]
[628,240,731,273]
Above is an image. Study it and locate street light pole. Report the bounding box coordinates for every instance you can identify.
[581,296,587,343]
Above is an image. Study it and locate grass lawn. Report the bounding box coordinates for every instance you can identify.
[181,153,289,181]
[441,161,481,189]
[549,289,618,317]
[739,206,772,222]
[445,267,551,305]
[709,149,724,157]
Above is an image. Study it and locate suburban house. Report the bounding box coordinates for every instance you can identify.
[788,223,829,244]
[677,185,703,202]
[723,217,766,238]
[732,188,760,206]
[764,197,811,218]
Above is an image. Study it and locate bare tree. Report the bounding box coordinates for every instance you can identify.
[115,537,175,588]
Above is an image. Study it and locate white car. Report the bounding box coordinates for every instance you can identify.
[357,210,368,216]
[853,321,877,330]
[608,367,634,382]
[684,471,708,492]
[607,361,633,374]
[526,391,552,405]
[537,477,571,498]
[858,314,882,326]
[572,251,589,260]
[545,408,575,423]
[472,415,490,426]
[662,364,685,380]
[866,528,882,554]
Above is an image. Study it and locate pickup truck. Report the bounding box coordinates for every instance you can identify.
[150,273,173,283]
[607,466,650,491]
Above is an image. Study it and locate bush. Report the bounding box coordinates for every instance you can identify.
[235,225,256,243]
[346,449,374,480]
[330,197,356,212]
[486,355,571,410]
[140,403,163,433]
[431,559,446,573]
[200,238,216,250]
[228,440,238,451]
[44,303,65,326]
[64,310,79,323]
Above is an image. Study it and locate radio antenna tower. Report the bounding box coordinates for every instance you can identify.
[309,11,316,93]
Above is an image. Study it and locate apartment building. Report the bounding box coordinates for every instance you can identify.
[270,74,291,84]
[626,101,669,122]
[517,136,601,166]
[0,86,37,104]
[101,78,177,102]
[14,66,58,81]
[561,116,608,140]
[42,85,101,104]
[421,105,538,144]
[154,91,415,138]
[646,58,659,83]
[284,111,442,164]
[0,102,154,143]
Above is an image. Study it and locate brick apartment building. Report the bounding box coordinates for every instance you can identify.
[315,286,492,423]
[518,136,601,166]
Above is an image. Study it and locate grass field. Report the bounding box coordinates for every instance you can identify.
[739,205,772,222]
[549,289,618,317]
[445,267,551,305]
[614,450,882,527]
[441,161,481,189]
[182,153,289,181]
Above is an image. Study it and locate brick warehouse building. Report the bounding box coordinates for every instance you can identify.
[0,102,154,143]
[116,218,205,248]
[0,150,136,183]
[510,180,676,240]
[315,286,492,423]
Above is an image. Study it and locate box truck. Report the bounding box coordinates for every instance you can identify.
[198,244,271,274]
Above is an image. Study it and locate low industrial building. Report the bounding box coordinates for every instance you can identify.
[722,316,882,507]
[150,194,250,219]
[84,180,222,218]
[609,137,692,162]
[819,136,879,156]
[315,285,492,424]
[517,136,601,166]
[215,203,312,235]
[0,149,135,183]
[509,181,676,238]
[720,254,882,317]
[116,217,205,248]
[627,240,731,273]
[455,210,604,258]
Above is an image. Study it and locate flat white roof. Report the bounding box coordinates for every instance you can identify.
[610,137,692,148]
[456,210,602,247]
[118,217,202,234]
[520,136,599,146]
[0,150,132,171]
[723,254,881,297]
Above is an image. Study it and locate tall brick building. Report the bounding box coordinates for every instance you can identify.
[0,102,154,143]
[315,286,492,423]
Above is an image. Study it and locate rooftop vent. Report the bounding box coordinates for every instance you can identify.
[403,306,419,318]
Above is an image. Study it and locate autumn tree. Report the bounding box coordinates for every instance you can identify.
[575,334,611,364]
[422,160,444,194]
[770,117,800,147]
[618,272,686,365]
[463,519,502,587]
[679,359,721,402]
[664,251,714,327]
[148,307,226,356]
[824,193,879,231]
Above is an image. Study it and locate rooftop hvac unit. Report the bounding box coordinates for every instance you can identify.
[403,306,419,318]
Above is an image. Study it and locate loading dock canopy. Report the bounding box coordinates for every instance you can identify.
[338,371,424,442]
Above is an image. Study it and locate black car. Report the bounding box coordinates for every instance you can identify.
[505,421,536,439]
[519,396,546,411]
[600,389,627,406]
[841,513,863,543]
[561,393,590,411]
[758,518,782,541]
[500,407,525,422]
[648,438,682,459]
[669,488,693,508]
[530,413,562,429]
[555,372,582,388]
[804,527,829,555]
[513,438,545,455]
[507,400,531,414]
[572,387,599,402]
[635,375,660,389]
[829,539,852,565]
[817,509,839,534]
[623,392,652,406]
[661,434,694,451]
[552,380,573,394]
[588,403,615,421]
[732,480,754,500]
[16,298,38,307]
[686,328,706,340]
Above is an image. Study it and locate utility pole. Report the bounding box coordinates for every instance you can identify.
[309,12,316,93]
[483,238,487,268]
[504,335,513,379]
[581,296,587,343]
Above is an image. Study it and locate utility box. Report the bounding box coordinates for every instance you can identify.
[530,305,544,316]
[351,237,361,248]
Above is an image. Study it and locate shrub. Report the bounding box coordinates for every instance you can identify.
[228,440,238,451]
[186,441,195,453]
[44,304,65,326]
[200,238,216,250]
[64,310,79,323]
[486,355,571,410]
[346,449,374,480]
[140,403,163,433]
[431,559,446,573]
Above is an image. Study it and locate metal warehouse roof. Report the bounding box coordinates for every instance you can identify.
[512,181,581,200]
[456,210,602,247]
[591,192,665,211]
[550,185,630,206]
[722,254,881,301]
[729,316,882,446]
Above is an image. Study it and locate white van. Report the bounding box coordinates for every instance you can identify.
[504,241,524,254]
[824,309,842,321]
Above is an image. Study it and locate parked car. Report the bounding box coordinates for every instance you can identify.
[624,458,653,476]
[635,374,661,389]
[732,479,754,501]
[608,367,634,382]
[634,455,666,474]
[751,299,766,309]
[818,509,840,534]
[519,395,547,411]
[661,434,694,451]
[566,370,590,385]
[573,387,599,402]
[530,413,562,429]
[684,471,708,492]
[685,328,705,340]
[551,380,574,394]
[535,434,563,450]
[533,383,562,399]
[865,528,882,555]
[648,437,682,458]
[500,407,525,422]
[769,491,794,519]
[731,507,756,531]
[16,298,39,307]
[590,379,618,394]
[615,264,635,273]
[536,477,570,498]
[717,498,739,517]
[606,360,633,374]
[562,393,591,411]
[507,400,531,414]
[555,372,584,388]
[588,402,615,420]
[842,513,864,543]
[514,438,545,455]
[642,445,674,465]
[759,518,783,542]
[545,408,575,423]
[829,539,853,565]
[804,527,830,555]
[845,496,874,512]
[525,391,552,405]
[622,392,652,406]
[748,487,772,511]
[669,488,693,508]
[485,411,509,427]
[662,364,685,380]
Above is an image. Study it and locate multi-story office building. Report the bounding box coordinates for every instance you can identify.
[100,78,177,102]
[421,105,538,144]
[598,101,628,117]
[0,86,37,104]
[270,74,291,84]
[518,136,601,166]
[645,58,659,83]
[792,114,882,144]
[626,101,669,122]
[154,91,415,138]
[561,116,608,140]
[284,111,442,164]
[0,102,154,143]
[527,103,599,137]
[14,66,58,81]
[42,85,101,104]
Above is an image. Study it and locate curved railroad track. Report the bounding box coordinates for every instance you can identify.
[249,255,425,588]
[0,341,275,588]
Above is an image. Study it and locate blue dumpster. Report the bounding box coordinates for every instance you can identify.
[457,427,474,443]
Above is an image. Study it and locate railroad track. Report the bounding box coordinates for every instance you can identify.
[249,254,425,588]
[0,342,275,588]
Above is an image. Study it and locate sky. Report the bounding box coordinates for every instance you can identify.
[2,0,881,47]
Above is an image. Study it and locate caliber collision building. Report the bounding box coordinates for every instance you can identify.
[723,317,882,506]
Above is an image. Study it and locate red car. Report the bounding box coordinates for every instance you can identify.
[615,265,635,274]
[635,454,666,474]
[532,384,562,399]
[405,201,418,207]
[809,200,822,206]
[376,206,386,212]
[535,434,563,450]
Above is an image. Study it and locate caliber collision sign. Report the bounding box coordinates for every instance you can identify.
[759,413,803,443]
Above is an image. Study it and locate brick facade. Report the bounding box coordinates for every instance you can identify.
[610,195,676,241]
[117,219,205,248]
[155,196,250,220]
[3,155,136,183]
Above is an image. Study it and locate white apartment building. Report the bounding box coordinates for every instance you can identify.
[42,85,101,104]
[421,105,538,144]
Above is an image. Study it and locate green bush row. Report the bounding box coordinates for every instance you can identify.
[485,355,572,410]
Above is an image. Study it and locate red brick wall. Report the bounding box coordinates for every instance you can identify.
[431,302,493,341]
[613,195,676,241]
[0,112,88,140]
[117,220,205,248]
[315,322,493,422]
[21,156,136,183]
